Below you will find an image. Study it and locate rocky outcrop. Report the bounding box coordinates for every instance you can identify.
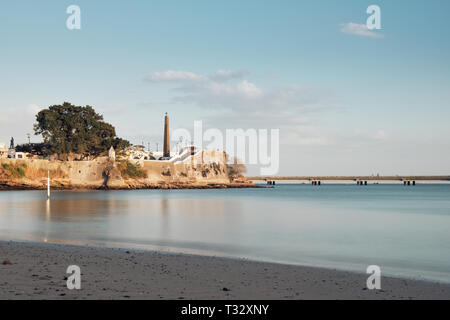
[0,151,255,190]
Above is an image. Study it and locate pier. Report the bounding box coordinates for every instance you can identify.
[402,179,416,186]
[249,176,450,185]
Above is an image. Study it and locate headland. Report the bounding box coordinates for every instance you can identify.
[0,149,254,190]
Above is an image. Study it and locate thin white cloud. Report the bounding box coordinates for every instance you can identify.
[172,81,335,115]
[145,69,249,83]
[146,70,337,126]
[209,70,249,82]
[372,129,388,141]
[340,22,383,38]
[145,70,206,82]
[235,80,263,98]
[144,69,339,152]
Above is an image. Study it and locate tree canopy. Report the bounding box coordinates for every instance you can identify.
[34,102,130,158]
[15,142,48,156]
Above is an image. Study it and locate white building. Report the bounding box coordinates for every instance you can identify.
[0,143,8,158]
[108,146,116,161]
[125,146,154,160]
[152,150,183,160]
[14,152,27,159]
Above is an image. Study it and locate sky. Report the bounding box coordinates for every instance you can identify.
[0,0,449,175]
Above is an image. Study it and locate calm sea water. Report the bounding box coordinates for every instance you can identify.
[1,184,449,283]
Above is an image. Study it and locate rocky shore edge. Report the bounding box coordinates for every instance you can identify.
[0,178,260,191]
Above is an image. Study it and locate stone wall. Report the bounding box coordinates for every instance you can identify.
[0,150,232,189]
[134,150,229,185]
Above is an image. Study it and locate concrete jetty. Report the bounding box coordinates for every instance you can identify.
[248,176,450,184]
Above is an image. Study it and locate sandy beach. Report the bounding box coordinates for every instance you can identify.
[1,240,449,300]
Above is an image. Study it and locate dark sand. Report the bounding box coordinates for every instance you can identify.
[1,240,449,300]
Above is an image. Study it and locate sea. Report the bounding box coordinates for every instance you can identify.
[1,183,449,283]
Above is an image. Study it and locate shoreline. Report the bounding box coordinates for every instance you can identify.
[1,240,449,300]
[0,180,260,191]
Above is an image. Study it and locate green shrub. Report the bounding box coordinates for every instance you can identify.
[1,163,26,178]
[118,160,146,178]
[16,167,26,177]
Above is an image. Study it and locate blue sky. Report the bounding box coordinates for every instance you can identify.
[1,0,449,175]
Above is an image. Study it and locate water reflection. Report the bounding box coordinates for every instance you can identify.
[160,198,169,239]
[0,192,244,250]
[45,199,50,221]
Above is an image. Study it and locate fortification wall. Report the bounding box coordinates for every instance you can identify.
[0,150,232,189]
[0,157,108,188]
[136,150,229,185]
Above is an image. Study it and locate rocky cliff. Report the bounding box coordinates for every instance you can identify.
[0,150,253,190]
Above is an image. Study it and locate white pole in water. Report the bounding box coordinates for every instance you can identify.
[47,170,50,199]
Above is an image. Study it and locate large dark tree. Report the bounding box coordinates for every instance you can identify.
[34,102,130,158]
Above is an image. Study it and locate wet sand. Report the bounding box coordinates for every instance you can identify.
[1,240,449,300]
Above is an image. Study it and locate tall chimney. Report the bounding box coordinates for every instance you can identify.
[163,112,170,157]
